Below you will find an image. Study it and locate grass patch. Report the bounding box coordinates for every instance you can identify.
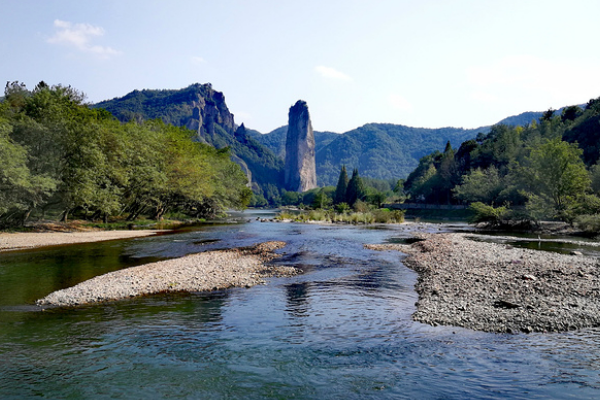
[276,208,404,224]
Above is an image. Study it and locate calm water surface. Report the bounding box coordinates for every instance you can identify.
[1,212,600,399]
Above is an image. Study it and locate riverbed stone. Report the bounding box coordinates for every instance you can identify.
[37,241,300,307]
[367,233,600,333]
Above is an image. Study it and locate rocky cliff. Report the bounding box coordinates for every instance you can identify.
[284,101,317,192]
[184,87,235,140]
[93,84,284,202]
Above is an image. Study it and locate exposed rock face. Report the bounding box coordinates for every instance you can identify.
[94,83,285,203]
[184,85,235,139]
[284,100,317,192]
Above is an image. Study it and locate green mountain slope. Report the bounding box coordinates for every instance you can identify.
[251,122,483,186]
[315,123,482,186]
[93,84,284,202]
[247,126,340,160]
[250,108,573,187]
[94,83,587,198]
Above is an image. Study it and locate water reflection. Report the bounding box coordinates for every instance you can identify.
[285,283,311,318]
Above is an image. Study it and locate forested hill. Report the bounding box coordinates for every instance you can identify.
[93,84,285,203]
[249,109,554,187]
[251,123,484,186]
[0,81,252,228]
[93,83,581,196]
[402,99,600,228]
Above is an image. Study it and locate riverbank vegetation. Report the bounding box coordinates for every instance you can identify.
[276,207,405,224]
[275,167,404,224]
[0,81,251,229]
[403,99,600,232]
[265,166,403,209]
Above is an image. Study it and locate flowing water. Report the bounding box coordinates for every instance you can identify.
[2,212,600,399]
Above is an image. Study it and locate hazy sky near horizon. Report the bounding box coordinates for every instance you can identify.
[2,0,600,133]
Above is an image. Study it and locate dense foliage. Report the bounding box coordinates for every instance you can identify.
[0,82,251,228]
[93,83,215,127]
[95,84,285,205]
[403,98,600,226]
[276,167,404,224]
[276,166,398,211]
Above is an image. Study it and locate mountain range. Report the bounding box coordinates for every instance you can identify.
[94,83,553,201]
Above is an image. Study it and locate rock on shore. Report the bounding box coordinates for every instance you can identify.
[367,233,600,333]
[37,241,300,307]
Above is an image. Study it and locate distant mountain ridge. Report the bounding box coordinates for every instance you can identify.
[249,109,552,186]
[93,82,580,199]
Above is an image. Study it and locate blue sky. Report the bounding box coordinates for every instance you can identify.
[2,0,600,133]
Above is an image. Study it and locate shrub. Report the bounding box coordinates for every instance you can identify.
[373,208,405,223]
[575,214,600,234]
[353,200,371,213]
[336,202,351,214]
[468,202,509,227]
[276,211,295,221]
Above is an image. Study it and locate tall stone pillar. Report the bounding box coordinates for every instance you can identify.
[284,100,317,192]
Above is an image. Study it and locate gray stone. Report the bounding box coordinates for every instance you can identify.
[284,100,317,192]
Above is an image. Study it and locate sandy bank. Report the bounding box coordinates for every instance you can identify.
[37,241,300,307]
[367,233,600,333]
[0,230,163,252]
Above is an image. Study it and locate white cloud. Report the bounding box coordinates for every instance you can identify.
[47,19,120,59]
[315,65,352,81]
[191,56,206,65]
[389,93,413,112]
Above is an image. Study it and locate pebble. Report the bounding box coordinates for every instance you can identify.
[37,241,300,307]
[367,233,600,333]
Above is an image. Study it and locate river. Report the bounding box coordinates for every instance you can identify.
[1,211,600,399]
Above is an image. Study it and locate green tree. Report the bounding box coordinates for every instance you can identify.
[346,169,366,207]
[1,82,254,226]
[453,166,502,204]
[334,165,349,204]
[311,188,332,209]
[367,189,387,208]
[0,119,31,224]
[523,138,591,221]
[436,141,458,203]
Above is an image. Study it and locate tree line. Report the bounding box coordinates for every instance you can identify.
[403,98,600,229]
[271,165,400,212]
[0,81,251,228]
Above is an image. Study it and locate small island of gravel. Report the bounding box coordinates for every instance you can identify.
[367,233,600,334]
[37,241,300,307]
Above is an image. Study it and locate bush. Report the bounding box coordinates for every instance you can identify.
[307,210,326,221]
[575,214,600,234]
[336,202,351,214]
[468,202,509,227]
[275,208,404,225]
[276,211,295,221]
[373,208,405,223]
[353,200,372,213]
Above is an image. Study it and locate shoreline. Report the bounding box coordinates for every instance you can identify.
[367,233,600,333]
[0,230,165,252]
[37,241,300,307]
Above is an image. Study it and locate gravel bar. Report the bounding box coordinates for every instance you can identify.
[0,230,163,252]
[367,233,600,333]
[37,241,300,307]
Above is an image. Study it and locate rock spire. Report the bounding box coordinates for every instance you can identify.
[284,100,317,192]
